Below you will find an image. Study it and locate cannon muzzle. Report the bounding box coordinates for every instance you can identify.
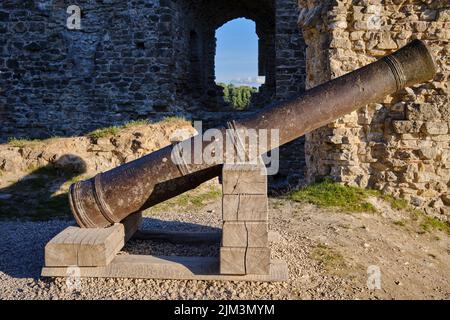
[69,39,437,228]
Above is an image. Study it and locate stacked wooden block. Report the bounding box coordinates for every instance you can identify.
[44,213,142,267]
[220,161,270,275]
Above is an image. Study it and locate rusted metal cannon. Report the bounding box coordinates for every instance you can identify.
[70,39,437,228]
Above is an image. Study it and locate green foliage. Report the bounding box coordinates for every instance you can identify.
[8,137,41,148]
[393,220,406,227]
[88,126,121,139]
[159,116,188,124]
[122,119,150,128]
[417,212,450,235]
[87,117,188,139]
[311,243,346,272]
[218,83,257,110]
[289,179,377,213]
[149,186,221,213]
[378,193,409,210]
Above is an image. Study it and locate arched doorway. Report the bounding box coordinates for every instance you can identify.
[215,18,262,110]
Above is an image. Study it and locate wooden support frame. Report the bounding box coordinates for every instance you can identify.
[41,225,287,282]
[41,161,288,282]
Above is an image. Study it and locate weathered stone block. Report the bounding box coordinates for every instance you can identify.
[391,120,423,134]
[442,194,450,206]
[422,122,448,135]
[417,147,439,160]
[222,194,268,221]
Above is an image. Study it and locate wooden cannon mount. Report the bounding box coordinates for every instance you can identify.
[41,162,288,282]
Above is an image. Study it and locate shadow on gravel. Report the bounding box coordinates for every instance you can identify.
[0,154,87,221]
[0,220,72,279]
[124,217,222,257]
[0,154,87,279]
[0,216,221,279]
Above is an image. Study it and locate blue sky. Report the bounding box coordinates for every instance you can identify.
[215,18,260,86]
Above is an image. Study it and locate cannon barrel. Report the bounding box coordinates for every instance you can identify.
[69,39,437,228]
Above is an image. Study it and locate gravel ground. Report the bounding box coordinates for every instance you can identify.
[0,204,353,300]
[1,198,449,300]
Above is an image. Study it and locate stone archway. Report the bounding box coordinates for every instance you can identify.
[177,0,277,110]
[172,0,308,187]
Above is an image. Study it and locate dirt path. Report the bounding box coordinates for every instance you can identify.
[0,190,449,300]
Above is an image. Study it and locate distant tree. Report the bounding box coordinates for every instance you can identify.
[218,83,256,110]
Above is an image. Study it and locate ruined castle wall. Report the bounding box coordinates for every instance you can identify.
[1,0,306,142]
[276,0,307,100]
[0,0,188,140]
[299,0,449,217]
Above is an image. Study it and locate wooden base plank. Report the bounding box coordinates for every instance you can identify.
[45,212,142,267]
[41,255,288,282]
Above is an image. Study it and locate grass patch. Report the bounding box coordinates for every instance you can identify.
[122,119,149,128]
[88,126,121,139]
[7,136,61,148]
[405,208,450,235]
[149,186,221,213]
[7,137,40,148]
[87,117,188,139]
[159,116,189,125]
[311,243,346,272]
[289,179,376,213]
[378,193,409,210]
[393,220,406,227]
[420,215,450,235]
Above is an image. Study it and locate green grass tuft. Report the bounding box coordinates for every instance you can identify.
[88,126,121,139]
[160,116,188,124]
[8,137,38,148]
[289,179,377,213]
[87,117,188,139]
[420,215,450,235]
[393,220,406,227]
[378,194,409,210]
[311,243,346,271]
[122,119,150,128]
[149,186,221,213]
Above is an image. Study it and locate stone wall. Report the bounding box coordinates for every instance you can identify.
[0,0,306,142]
[0,0,184,139]
[299,0,449,217]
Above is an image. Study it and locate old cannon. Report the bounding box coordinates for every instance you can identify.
[69,39,437,228]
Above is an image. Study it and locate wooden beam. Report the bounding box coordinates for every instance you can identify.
[44,212,142,267]
[222,194,268,221]
[222,222,268,248]
[222,163,267,195]
[41,255,288,282]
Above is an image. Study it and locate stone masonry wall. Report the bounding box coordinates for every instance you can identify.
[299,0,449,218]
[0,0,306,143]
[0,0,186,140]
